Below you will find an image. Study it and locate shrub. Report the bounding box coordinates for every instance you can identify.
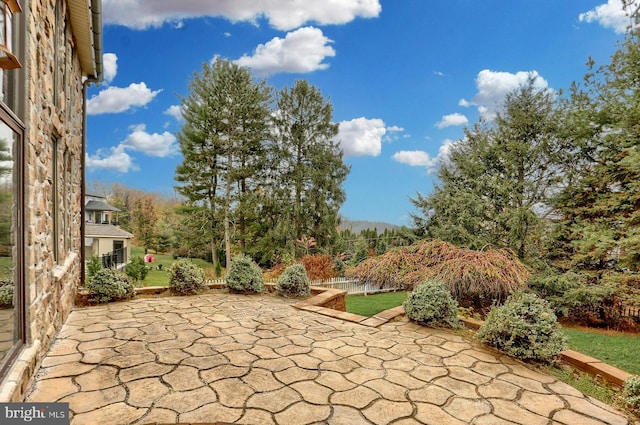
[624,375,640,412]
[86,256,102,280]
[86,268,135,303]
[402,279,460,328]
[299,254,340,280]
[477,292,566,361]
[276,263,311,297]
[167,259,206,295]
[0,279,13,308]
[226,254,264,293]
[125,256,149,283]
[347,240,529,310]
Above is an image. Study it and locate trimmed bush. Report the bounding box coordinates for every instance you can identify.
[624,375,640,412]
[403,279,460,328]
[86,256,102,280]
[125,256,149,283]
[86,268,135,303]
[0,279,13,308]
[226,254,264,293]
[276,263,311,298]
[477,292,566,361]
[167,259,206,295]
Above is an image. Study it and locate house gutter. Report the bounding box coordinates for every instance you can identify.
[80,0,103,287]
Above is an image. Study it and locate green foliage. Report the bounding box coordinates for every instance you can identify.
[86,268,135,304]
[351,237,369,265]
[477,292,566,361]
[167,259,206,295]
[226,254,264,293]
[412,78,561,260]
[623,375,640,412]
[86,256,102,281]
[276,263,310,298]
[0,279,13,307]
[403,279,461,328]
[124,256,149,283]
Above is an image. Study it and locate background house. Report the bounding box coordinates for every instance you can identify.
[0,0,103,402]
[84,192,133,269]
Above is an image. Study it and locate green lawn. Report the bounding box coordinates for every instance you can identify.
[346,291,407,317]
[130,247,215,287]
[562,327,640,375]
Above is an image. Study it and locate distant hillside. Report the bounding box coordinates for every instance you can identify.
[340,218,400,234]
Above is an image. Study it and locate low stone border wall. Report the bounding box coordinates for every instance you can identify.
[459,316,631,388]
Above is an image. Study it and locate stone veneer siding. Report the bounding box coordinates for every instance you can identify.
[0,0,86,402]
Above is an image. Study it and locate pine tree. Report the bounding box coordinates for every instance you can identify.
[175,59,272,268]
[412,78,562,259]
[550,26,640,277]
[268,80,350,257]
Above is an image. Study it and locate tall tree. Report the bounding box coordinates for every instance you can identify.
[131,195,158,254]
[269,80,350,257]
[412,78,562,259]
[549,24,640,277]
[175,59,272,268]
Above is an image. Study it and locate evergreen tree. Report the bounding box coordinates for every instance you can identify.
[550,26,640,277]
[268,80,350,257]
[412,78,562,259]
[175,59,272,268]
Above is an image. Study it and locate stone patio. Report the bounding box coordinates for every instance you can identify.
[25,293,635,424]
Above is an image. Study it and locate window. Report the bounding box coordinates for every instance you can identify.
[0,104,25,377]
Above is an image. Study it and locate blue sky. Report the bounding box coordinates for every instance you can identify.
[86,0,635,225]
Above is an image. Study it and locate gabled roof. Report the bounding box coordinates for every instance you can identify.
[85,199,120,212]
[85,223,133,238]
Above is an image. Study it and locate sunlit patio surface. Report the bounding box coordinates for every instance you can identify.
[25,293,632,425]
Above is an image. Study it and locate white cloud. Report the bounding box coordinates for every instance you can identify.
[393,138,458,174]
[164,105,183,121]
[122,124,178,157]
[234,27,335,76]
[436,113,468,129]
[103,53,118,84]
[102,0,382,31]
[383,125,405,142]
[392,151,435,168]
[459,69,549,121]
[87,82,162,115]
[336,117,386,157]
[86,145,137,173]
[579,0,638,34]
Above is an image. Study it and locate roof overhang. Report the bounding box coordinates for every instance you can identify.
[67,0,102,80]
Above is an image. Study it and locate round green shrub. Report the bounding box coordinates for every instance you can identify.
[276,263,310,297]
[86,268,135,303]
[226,254,264,294]
[167,259,206,295]
[125,256,149,283]
[403,279,461,328]
[0,280,14,308]
[624,375,640,412]
[477,292,566,361]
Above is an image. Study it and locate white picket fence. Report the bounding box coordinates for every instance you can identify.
[205,276,401,295]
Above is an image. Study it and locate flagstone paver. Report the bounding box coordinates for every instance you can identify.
[25,293,636,424]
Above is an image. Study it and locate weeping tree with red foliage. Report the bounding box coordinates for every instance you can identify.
[347,239,529,309]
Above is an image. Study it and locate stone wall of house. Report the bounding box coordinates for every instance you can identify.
[0,0,86,402]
